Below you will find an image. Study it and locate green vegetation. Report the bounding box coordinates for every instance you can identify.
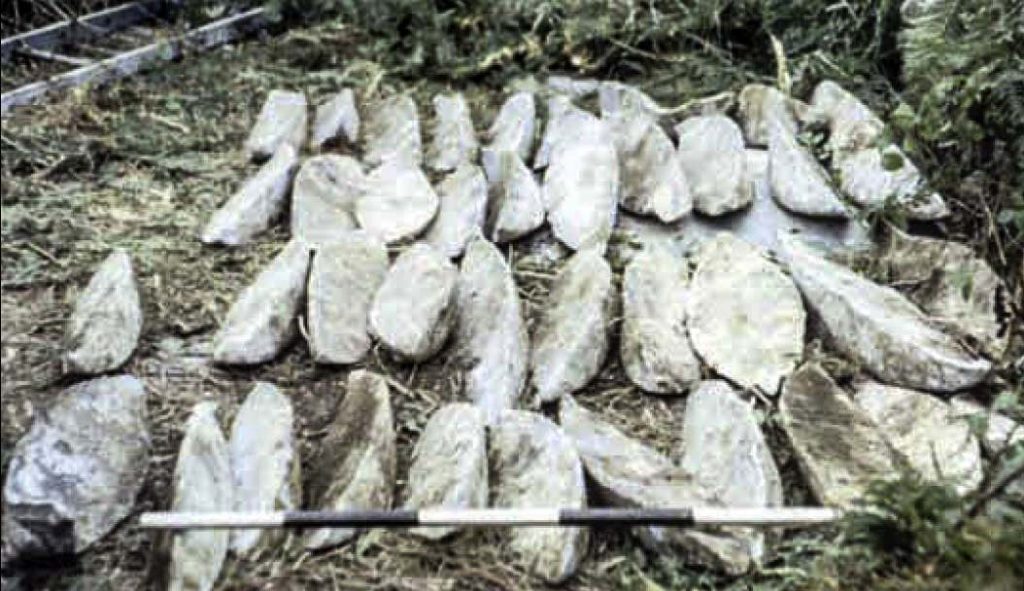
[838,475,1023,590]
[6,0,1020,274]
[1,1,119,35]
[263,3,1024,588]
[2,1,1021,588]
[604,469,1024,590]
[264,0,1022,276]
[897,0,1023,261]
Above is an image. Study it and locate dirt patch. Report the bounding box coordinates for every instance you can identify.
[1,24,843,591]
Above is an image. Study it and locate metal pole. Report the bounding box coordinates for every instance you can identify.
[138,507,842,531]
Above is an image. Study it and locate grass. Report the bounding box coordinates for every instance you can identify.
[1,1,122,37]
[0,22,714,590]
[2,8,1023,591]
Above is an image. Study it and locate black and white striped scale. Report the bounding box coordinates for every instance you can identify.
[139,507,841,531]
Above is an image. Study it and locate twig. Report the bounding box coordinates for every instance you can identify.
[770,34,792,96]
[0,133,30,152]
[513,269,555,280]
[383,375,436,405]
[963,461,1024,522]
[147,111,190,134]
[660,91,737,116]
[978,195,1008,267]
[22,241,65,267]
[29,156,69,180]
[15,46,93,67]
[447,567,514,591]
[296,314,311,346]
[606,38,688,64]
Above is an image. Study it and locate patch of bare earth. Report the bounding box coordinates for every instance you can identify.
[1,25,830,590]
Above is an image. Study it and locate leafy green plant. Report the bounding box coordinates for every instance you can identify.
[896,0,1023,255]
[258,0,1022,281]
[856,194,911,234]
[1,1,119,36]
[840,474,1024,590]
[832,389,1024,589]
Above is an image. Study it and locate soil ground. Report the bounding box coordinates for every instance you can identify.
[2,24,852,591]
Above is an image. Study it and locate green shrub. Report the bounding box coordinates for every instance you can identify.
[263,0,1023,287]
[1,1,120,36]
[836,473,1024,590]
[897,0,1024,254]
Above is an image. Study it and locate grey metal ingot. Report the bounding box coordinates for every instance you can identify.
[2,376,149,560]
[453,238,529,424]
[779,364,899,508]
[427,93,478,172]
[63,249,142,375]
[779,233,991,392]
[312,88,359,150]
[403,404,488,540]
[362,94,422,166]
[245,90,307,162]
[688,234,805,395]
[490,410,587,584]
[370,243,457,362]
[307,232,388,365]
[202,145,299,246]
[305,371,396,550]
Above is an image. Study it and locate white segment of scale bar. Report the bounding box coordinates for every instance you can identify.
[419,508,562,526]
[691,507,842,526]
